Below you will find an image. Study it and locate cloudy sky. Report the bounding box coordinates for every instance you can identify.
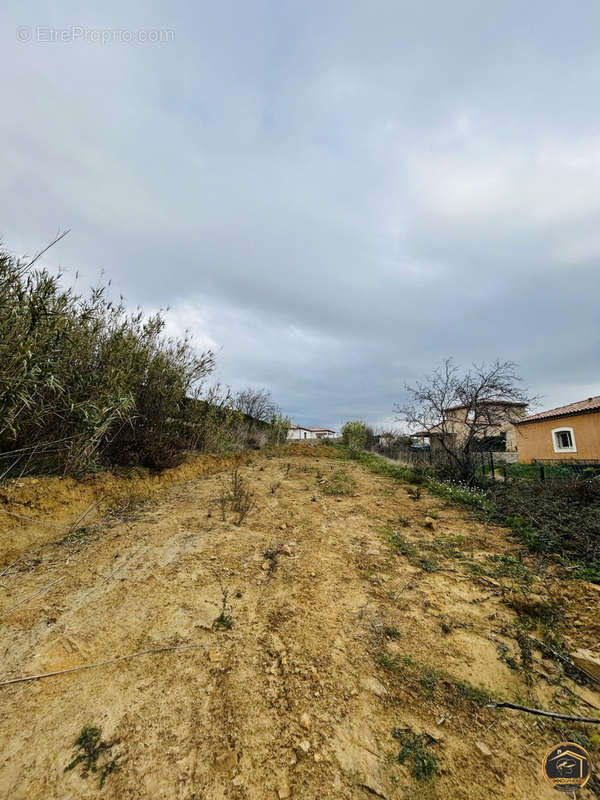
[2,0,599,430]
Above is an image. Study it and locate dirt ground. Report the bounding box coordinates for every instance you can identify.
[1,447,599,799]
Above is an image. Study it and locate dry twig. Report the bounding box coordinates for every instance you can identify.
[0,643,207,687]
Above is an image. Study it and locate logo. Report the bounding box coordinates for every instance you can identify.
[542,741,592,792]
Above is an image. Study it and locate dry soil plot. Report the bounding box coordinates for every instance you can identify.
[1,450,599,799]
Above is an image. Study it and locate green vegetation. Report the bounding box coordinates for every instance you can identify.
[65,725,122,788]
[353,448,600,583]
[392,728,438,781]
[500,462,576,480]
[377,652,494,707]
[322,470,356,495]
[0,243,285,477]
[341,420,368,458]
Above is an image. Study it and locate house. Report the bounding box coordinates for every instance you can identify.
[415,399,528,454]
[515,395,600,464]
[287,425,336,440]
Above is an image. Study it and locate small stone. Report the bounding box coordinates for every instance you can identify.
[215,752,236,770]
[426,727,444,743]
[298,740,311,754]
[299,713,311,730]
[209,650,221,663]
[281,544,293,556]
[360,676,388,698]
[232,774,244,786]
[424,516,437,530]
[262,559,272,571]
[475,741,492,759]
[277,785,290,798]
[571,648,600,682]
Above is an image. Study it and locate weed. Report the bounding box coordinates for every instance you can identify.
[65,725,122,788]
[407,487,422,502]
[217,465,256,525]
[418,556,439,573]
[263,544,284,576]
[485,554,533,587]
[384,626,402,640]
[397,515,411,528]
[388,529,416,557]
[452,680,494,706]
[419,665,440,698]
[213,587,233,630]
[392,728,438,781]
[322,470,356,496]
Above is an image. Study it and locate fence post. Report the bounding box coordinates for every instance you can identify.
[502,464,507,481]
[489,451,495,479]
[540,465,545,481]
[480,452,485,475]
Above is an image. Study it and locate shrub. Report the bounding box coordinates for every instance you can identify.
[341,420,368,458]
[0,244,217,473]
[268,414,290,447]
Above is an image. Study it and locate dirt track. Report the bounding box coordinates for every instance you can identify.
[1,449,599,799]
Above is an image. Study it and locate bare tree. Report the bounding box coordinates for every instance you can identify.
[395,359,535,479]
[234,387,277,423]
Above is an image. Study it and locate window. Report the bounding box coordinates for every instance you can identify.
[552,427,576,453]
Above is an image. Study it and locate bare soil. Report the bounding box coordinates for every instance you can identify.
[1,447,599,799]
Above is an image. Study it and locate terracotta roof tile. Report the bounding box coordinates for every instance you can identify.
[516,395,600,424]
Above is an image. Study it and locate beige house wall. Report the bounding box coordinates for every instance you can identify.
[516,412,600,463]
[441,404,526,452]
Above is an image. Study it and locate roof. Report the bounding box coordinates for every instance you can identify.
[445,399,528,413]
[289,424,335,432]
[516,395,600,425]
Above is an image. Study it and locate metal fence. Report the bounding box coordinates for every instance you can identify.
[371,442,600,482]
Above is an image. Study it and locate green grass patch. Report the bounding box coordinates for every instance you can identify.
[322,469,356,495]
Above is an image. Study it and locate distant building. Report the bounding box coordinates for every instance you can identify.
[287,425,336,440]
[515,395,600,464]
[414,399,528,454]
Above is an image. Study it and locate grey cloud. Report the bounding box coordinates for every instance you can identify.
[1,0,599,429]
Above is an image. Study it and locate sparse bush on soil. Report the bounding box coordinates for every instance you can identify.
[216,463,256,525]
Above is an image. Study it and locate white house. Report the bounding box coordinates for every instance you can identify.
[287,424,337,440]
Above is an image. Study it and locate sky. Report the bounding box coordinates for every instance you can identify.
[2,0,599,431]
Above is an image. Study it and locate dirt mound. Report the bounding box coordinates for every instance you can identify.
[1,453,598,798]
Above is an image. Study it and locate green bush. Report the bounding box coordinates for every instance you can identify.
[0,245,217,473]
[341,420,368,458]
[268,414,290,447]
